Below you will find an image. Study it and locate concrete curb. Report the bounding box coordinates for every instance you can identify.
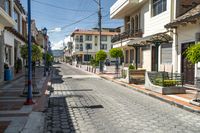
[100,76,200,114]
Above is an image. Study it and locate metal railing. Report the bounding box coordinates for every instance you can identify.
[149,72,184,87]
[111,29,143,43]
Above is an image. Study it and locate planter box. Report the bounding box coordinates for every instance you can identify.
[145,72,186,95]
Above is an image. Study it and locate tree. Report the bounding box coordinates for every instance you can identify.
[96,50,107,62]
[96,50,107,73]
[185,43,200,64]
[45,52,54,65]
[109,48,123,77]
[109,48,123,59]
[20,44,43,62]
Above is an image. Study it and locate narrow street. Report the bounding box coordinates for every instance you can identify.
[45,63,200,133]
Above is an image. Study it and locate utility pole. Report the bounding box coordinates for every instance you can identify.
[98,0,102,50]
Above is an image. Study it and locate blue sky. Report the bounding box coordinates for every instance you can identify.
[21,0,123,49]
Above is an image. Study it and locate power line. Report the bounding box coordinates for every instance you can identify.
[60,12,97,30]
[32,0,95,12]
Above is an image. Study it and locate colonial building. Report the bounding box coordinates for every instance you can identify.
[0,0,16,82]
[165,3,200,85]
[70,29,118,64]
[0,0,27,82]
[110,0,176,72]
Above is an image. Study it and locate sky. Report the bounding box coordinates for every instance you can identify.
[21,0,123,50]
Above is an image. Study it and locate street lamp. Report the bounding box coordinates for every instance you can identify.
[24,0,34,105]
[42,27,47,77]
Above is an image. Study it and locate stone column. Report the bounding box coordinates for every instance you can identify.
[0,31,5,82]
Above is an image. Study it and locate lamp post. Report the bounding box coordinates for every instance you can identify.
[24,0,34,105]
[42,28,47,77]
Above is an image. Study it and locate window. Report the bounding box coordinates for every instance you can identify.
[85,35,92,41]
[80,36,83,42]
[102,36,107,42]
[80,44,83,51]
[85,43,92,50]
[4,0,11,16]
[75,44,79,49]
[152,0,166,16]
[84,55,91,61]
[161,43,172,64]
[14,9,20,32]
[100,44,107,50]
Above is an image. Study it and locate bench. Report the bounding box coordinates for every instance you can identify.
[129,69,146,84]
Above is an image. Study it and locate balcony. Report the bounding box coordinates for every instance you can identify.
[0,7,15,27]
[111,29,143,43]
[110,0,146,19]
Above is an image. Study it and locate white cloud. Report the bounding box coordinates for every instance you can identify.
[51,40,64,50]
[48,27,61,33]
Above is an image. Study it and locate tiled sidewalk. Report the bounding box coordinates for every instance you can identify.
[69,63,200,113]
[0,67,50,133]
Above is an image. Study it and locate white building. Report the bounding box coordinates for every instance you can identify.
[71,29,118,64]
[110,0,175,71]
[0,0,27,82]
[165,3,200,85]
[110,0,200,85]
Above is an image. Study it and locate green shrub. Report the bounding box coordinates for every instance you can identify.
[109,48,123,58]
[96,50,107,62]
[128,64,135,70]
[154,78,177,87]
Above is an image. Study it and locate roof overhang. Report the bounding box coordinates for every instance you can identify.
[0,8,16,27]
[110,0,147,19]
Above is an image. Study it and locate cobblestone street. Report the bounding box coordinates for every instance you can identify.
[45,63,200,133]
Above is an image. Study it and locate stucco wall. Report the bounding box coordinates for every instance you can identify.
[143,0,173,37]
[142,47,151,71]
[176,21,200,78]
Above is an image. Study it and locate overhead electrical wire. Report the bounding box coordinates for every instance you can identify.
[32,0,95,12]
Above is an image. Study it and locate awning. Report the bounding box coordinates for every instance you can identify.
[127,32,173,47]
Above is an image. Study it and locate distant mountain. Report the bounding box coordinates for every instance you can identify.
[52,50,64,57]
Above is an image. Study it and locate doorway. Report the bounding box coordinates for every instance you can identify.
[181,42,195,85]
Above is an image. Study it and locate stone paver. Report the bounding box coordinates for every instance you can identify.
[45,63,200,133]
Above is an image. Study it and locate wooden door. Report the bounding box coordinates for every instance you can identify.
[181,42,195,85]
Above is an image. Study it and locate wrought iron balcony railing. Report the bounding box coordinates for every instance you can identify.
[111,29,143,43]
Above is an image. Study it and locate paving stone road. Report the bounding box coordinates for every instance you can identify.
[45,63,200,133]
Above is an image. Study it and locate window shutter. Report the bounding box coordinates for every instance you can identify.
[195,33,200,42]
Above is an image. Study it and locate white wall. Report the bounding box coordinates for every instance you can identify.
[176,22,200,77]
[142,47,151,71]
[143,0,173,37]
[4,30,25,67]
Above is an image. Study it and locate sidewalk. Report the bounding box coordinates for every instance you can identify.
[70,63,200,114]
[0,67,50,133]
